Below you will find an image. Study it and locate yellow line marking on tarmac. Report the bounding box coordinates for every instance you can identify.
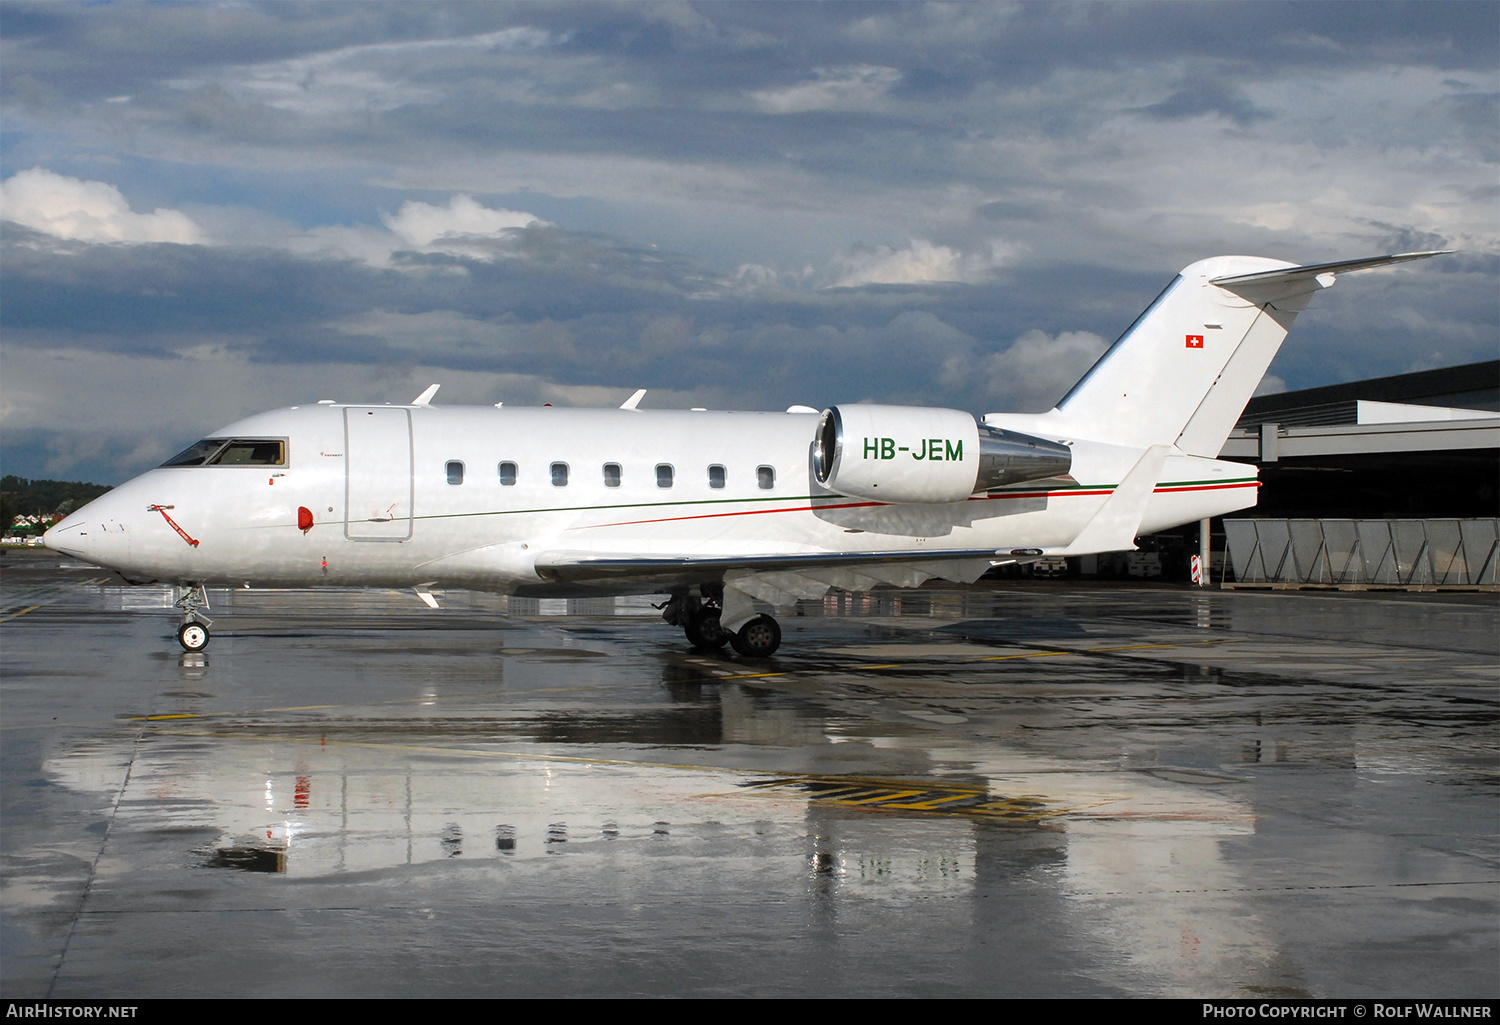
[1095,642,1208,652]
[838,790,927,805]
[0,605,41,623]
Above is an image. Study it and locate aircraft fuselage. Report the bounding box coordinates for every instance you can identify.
[47,402,1256,594]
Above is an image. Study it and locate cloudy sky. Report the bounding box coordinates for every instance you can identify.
[2,1,1495,484]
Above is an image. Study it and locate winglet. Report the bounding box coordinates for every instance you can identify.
[412,384,440,406]
[1062,445,1169,555]
[620,388,647,410]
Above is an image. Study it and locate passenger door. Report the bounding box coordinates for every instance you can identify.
[344,407,413,541]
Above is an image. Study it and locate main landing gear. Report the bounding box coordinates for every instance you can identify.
[660,589,781,658]
[174,584,212,652]
[729,614,781,658]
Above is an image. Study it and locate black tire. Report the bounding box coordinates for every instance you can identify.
[177,621,210,652]
[730,614,781,657]
[684,609,729,649]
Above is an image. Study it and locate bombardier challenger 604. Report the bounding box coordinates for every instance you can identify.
[46,251,1445,656]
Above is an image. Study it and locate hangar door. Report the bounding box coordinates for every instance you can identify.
[344,407,413,541]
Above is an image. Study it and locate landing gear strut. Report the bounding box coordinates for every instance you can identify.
[174,584,212,652]
[661,590,729,650]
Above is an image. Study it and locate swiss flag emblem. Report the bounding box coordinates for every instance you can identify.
[1186,334,1204,349]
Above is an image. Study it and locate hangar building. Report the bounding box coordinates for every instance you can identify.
[1213,360,1499,587]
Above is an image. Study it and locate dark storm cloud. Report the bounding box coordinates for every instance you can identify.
[0,205,1179,410]
[1136,78,1274,127]
[1,225,383,347]
[6,2,1495,165]
[1441,90,1500,162]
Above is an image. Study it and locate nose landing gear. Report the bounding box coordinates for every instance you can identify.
[173,584,213,652]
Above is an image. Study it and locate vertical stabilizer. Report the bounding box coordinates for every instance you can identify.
[1054,252,1446,456]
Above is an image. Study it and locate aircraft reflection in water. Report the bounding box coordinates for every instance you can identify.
[44,720,1282,991]
[45,252,1445,655]
[43,710,1249,882]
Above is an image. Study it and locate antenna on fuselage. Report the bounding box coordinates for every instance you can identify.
[411,384,440,406]
[620,389,647,410]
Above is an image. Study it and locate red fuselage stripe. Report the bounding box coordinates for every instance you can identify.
[583,480,1258,530]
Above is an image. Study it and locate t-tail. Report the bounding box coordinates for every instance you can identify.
[1050,251,1448,455]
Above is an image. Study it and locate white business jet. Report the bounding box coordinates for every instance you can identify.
[46,251,1444,656]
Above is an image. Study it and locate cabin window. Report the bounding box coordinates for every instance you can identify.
[656,464,674,488]
[498,462,517,486]
[446,461,465,485]
[708,465,726,489]
[551,462,569,487]
[757,465,775,490]
[603,463,622,488]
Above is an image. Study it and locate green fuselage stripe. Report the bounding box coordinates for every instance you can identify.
[322,475,1259,529]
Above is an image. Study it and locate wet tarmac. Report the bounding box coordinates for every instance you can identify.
[2,547,1496,998]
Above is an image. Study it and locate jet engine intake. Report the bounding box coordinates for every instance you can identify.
[814,404,1071,504]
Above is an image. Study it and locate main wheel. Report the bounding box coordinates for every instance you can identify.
[730,614,781,657]
[177,621,210,652]
[684,609,730,649]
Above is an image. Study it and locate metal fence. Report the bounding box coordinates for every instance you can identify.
[1223,518,1499,586]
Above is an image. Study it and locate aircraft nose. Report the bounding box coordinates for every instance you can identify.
[43,513,89,559]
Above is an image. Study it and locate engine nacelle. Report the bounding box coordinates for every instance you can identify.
[814,404,1071,504]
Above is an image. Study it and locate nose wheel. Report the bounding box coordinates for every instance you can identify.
[177,621,210,652]
[173,584,214,652]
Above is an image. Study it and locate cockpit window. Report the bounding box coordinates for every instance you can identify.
[161,439,229,467]
[209,440,286,466]
[160,438,286,467]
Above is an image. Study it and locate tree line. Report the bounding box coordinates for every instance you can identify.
[1,475,113,532]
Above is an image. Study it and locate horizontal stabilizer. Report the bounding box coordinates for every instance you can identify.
[1211,250,1450,288]
[1061,445,1168,555]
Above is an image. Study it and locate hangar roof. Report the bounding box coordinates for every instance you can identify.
[1236,359,1498,430]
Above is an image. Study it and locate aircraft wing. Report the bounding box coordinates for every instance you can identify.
[532,547,1022,585]
[536,548,1012,631]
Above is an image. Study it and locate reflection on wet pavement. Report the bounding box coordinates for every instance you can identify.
[1,550,1496,997]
